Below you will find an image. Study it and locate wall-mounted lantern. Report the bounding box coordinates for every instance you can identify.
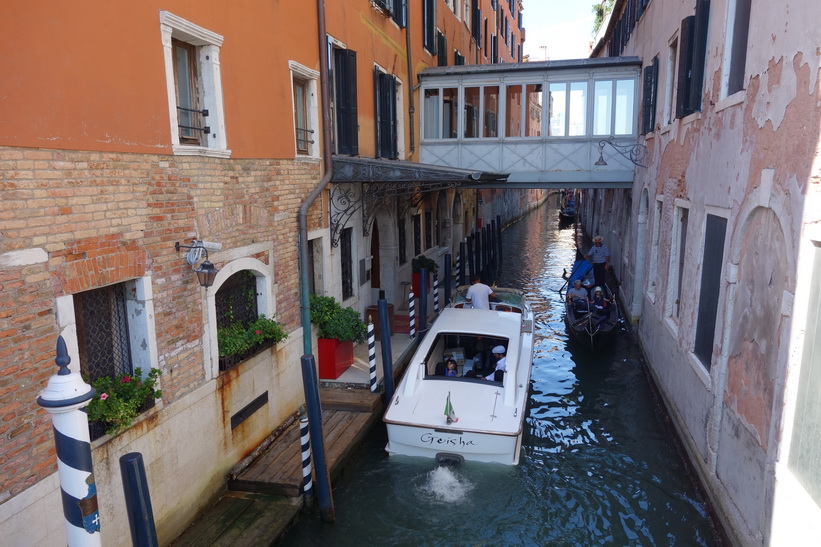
[174,240,220,289]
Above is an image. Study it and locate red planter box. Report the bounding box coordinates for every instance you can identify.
[317,338,354,379]
[411,272,431,297]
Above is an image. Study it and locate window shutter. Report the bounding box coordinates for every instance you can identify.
[472,1,481,44]
[642,57,659,134]
[392,0,406,28]
[386,75,397,159]
[374,67,383,158]
[689,0,710,113]
[676,15,695,119]
[437,32,448,66]
[375,72,397,159]
[335,49,359,155]
[651,56,659,129]
[423,0,436,52]
[642,65,654,134]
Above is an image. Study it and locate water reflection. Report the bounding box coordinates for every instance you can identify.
[279,204,720,546]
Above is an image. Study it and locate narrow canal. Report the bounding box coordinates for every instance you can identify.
[280,202,723,546]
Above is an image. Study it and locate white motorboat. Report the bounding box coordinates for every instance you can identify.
[383,286,534,465]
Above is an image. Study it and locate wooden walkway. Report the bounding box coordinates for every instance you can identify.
[171,387,382,545]
[171,491,301,547]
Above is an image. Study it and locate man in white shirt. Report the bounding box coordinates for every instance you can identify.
[585,235,610,289]
[465,275,496,310]
[484,345,507,381]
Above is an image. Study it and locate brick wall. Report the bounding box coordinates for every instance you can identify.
[0,146,323,502]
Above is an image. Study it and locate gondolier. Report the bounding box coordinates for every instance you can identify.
[585,235,610,289]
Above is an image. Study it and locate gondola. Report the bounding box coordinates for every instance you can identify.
[558,196,576,226]
[561,256,619,350]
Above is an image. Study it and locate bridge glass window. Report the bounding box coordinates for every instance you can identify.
[505,84,522,137]
[568,82,587,136]
[443,88,459,139]
[524,84,542,137]
[548,83,566,136]
[423,88,440,139]
[464,87,480,138]
[549,82,586,136]
[614,80,635,135]
[483,86,499,137]
[594,78,636,136]
[593,80,613,135]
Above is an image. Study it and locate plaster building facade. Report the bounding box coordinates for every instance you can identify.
[0,1,539,544]
[585,0,821,544]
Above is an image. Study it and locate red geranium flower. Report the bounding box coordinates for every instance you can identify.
[122,376,131,383]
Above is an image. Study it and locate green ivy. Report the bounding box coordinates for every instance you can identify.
[411,254,438,273]
[217,315,288,357]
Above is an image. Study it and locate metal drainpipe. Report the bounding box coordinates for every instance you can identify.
[296,0,335,522]
[405,3,415,155]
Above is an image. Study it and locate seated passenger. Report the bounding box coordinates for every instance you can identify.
[444,358,458,377]
[484,345,507,381]
[566,279,589,313]
[434,362,446,376]
[590,287,610,328]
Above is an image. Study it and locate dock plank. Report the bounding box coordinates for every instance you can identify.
[231,407,380,497]
[320,387,381,412]
[171,491,299,547]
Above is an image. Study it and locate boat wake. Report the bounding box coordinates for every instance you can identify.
[419,466,473,503]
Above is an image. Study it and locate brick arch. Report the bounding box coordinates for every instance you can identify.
[52,240,149,296]
[195,205,272,239]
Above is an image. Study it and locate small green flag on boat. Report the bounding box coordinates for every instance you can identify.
[444,391,458,424]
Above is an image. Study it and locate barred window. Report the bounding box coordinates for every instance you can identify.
[75,283,133,383]
[75,282,153,440]
[215,270,259,330]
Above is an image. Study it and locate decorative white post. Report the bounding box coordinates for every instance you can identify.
[408,291,416,339]
[37,336,102,547]
[433,272,440,314]
[367,321,377,393]
[299,413,313,505]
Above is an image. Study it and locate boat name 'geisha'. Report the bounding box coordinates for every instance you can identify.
[420,432,477,447]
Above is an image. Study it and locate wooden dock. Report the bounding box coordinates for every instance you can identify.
[171,387,382,545]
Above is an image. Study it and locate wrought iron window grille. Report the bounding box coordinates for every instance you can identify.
[176,106,211,134]
[296,127,315,147]
[371,0,393,16]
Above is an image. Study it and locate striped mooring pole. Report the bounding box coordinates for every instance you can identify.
[408,290,416,339]
[300,412,313,505]
[455,253,462,286]
[37,336,102,547]
[367,320,377,393]
[433,272,440,314]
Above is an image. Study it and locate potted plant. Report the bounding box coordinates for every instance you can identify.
[86,368,163,437]
[309,294,367,379]
[216,314,288,371]
[411,254,438,296]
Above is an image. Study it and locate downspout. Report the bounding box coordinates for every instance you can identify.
[405,2,415,155]
[296,0,335,522]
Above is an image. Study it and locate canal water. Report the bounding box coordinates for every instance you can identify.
[280,203,722,546]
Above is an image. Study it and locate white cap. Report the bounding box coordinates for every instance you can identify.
[492,345,506,354]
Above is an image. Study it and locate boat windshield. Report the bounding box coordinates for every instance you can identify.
[451,286,525,312]
[420,331,511,381]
